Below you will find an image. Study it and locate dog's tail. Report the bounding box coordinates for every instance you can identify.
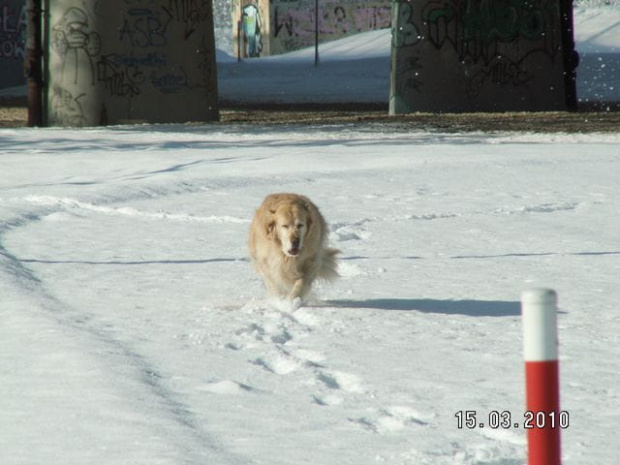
[318,248,341,282]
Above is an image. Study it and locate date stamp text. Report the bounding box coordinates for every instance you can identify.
[455,410,569,430]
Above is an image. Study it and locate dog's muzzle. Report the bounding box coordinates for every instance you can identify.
[288,238,301,256]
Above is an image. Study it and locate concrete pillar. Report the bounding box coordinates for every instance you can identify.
[46,0,219,126]
[390,0,578,114]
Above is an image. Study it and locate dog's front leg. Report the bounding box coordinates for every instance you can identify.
[289,278,304,300]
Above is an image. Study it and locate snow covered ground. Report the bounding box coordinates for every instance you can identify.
[2,5,620,465]
[2,124,620,465]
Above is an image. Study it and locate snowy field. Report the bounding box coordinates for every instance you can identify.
[2,125,620,465]
[2,5,620,465]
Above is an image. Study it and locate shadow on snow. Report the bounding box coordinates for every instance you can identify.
[328,298,521,317]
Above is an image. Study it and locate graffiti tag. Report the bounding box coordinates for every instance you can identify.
[0,4,27,59]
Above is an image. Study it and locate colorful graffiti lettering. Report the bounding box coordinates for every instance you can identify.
[151,66,190,92]
[392,2,421,48]
[354,6,391,31]
[0,4,27,35]
[274,4,391,39]
[0,3,27,59]
[242,0,263,57]
[0,36,24,58]
[270,0,391,54]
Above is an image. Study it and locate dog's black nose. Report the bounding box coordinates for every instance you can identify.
[292,238,300,248]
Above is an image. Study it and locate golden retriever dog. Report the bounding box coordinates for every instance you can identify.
[249,193,340,301]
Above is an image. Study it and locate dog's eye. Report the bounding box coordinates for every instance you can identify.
[296,224,304,229]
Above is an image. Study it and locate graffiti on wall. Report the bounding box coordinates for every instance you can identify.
[390,2,423,99]
[269,0,391,54]
[117,0,210,46]
[49,86,89,126]
[422,0,560,95]
[49,0,217,124]
[241,0,263,57]
[391,0,564,107]
[0,2,26,59]
[52,8,102,85]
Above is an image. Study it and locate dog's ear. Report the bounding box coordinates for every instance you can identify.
[298,201,312,236]
[265,207,277,238]
[266,219,276,238]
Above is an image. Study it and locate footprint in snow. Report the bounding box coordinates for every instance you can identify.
[252,353,301,375]
[351,406,432,434]
[234,320,296,345]
[312,393,345,406]
[198,380,253,395]
[288,348,326,365]
[332,223,371,243]
[317,370,364,393]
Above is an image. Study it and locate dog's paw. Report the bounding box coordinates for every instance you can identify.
[268,297,302,313]
[291,297,302,311]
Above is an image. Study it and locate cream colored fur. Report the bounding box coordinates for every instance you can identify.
[249,193,340,301]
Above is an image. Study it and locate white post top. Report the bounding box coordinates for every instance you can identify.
[521,288,559,361]
[522,288,557,306]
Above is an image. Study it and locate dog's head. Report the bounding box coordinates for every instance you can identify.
[267,200,312,258]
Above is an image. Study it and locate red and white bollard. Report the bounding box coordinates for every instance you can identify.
[521,288,562,465]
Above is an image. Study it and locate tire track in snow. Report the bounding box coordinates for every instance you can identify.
[332,200,583,229]
[23,195,250,224]
[0,210,253,465]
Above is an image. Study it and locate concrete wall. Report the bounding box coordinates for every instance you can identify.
[390,0,578,113]
[233,0,391,57]
[46,0,219,126]
[0,0,26,93]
